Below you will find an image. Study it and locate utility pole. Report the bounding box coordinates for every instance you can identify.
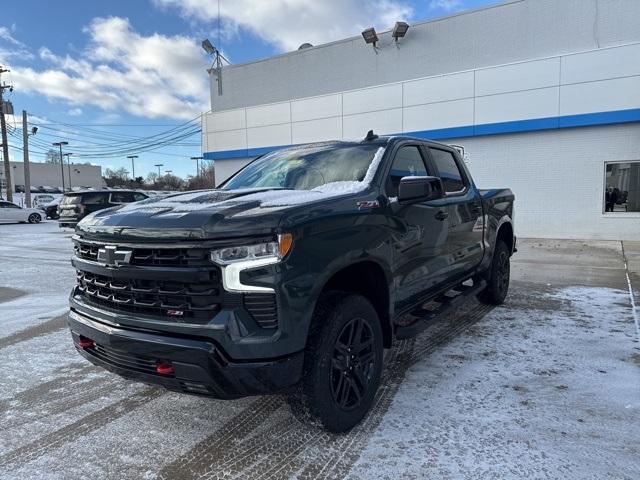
[52,141,68,191]
[191,156,203,178]
[22,111,37,207]
[127,155,138,180]
[0,66,14,202]
[64,153,73,190]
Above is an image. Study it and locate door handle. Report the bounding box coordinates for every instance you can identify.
[435,210,448,221]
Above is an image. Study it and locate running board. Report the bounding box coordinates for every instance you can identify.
[394,279,486,340]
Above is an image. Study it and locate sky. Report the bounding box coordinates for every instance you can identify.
[0,0,496,180]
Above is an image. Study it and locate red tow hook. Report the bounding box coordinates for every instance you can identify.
[78,336,95,349]
[156,362,174,376]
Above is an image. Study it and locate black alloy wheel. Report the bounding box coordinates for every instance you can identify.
[330,317,376,411]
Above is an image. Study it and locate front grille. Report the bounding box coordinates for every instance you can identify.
[74,237,279,329]
[74,240,211,267]
[244,293,278,329]
[84,342,167,376]
[77,270,220,321]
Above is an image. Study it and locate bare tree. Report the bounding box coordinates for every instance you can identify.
[45,148,61,164]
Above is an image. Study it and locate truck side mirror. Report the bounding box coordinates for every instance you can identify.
[398,176,444,204]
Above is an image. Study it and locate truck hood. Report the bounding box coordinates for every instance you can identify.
[76,185,367,241]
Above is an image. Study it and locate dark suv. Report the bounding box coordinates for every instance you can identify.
[59,190,148,228]
[67,134,515,432]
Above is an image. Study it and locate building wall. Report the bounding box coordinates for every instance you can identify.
[7,161,104,190]
[203,42,640,158]
[202,0,640,240]
[209,0,640,111]
[453,123,640,240]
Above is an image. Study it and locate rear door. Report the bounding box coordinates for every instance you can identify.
[385,143,450,311]
[425,146,483,280]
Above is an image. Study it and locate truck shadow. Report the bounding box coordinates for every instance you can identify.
[158,300,496,480]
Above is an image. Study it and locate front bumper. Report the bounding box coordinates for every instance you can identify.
[68,309,304,399]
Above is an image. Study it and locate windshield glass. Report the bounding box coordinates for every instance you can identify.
[222,144,382,191]
[60,195,81,205]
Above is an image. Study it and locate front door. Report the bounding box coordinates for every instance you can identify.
[384,143,450,312]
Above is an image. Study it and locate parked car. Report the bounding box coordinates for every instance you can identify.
[32,194,57,208]
[67,133,515,432]
[58,189,149,228]
[0,200,43,223]
[43,197,62,219]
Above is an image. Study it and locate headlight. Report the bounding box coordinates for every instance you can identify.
[210,233,293,265]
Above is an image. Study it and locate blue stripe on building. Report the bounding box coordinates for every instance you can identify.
[203,108,640,160]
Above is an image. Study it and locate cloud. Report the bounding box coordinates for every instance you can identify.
[428,0,463,12]
[0,25,34,60]
[1,17,209,120]
[67,108,83,116]
[153,0,413,52]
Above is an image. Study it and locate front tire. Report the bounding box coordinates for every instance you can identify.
[478,240,510,305]
[28,213,42,224]
[287,292,384,433]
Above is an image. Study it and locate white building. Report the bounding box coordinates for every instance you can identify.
[3,161,104,192]
[201,0,640,240]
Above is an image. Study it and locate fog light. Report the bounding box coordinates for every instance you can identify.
[156,362,174,375]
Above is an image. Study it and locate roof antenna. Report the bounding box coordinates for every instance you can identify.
[364,129,378,141]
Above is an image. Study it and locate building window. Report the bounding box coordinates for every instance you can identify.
[604,161,640,213]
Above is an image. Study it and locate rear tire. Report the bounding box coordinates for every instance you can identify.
[286,292,384,433]
[28,213,42,224]
[478,240,510,305]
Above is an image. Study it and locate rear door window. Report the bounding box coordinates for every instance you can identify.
[81,193,109,204]
[428,148,466,193]
[110,192,136,203]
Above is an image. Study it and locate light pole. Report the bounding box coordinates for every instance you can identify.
[191,156,203,178]
[52,141,68,191]
[154,163,163,177]
[63,152,73,190]
[127,155,138,180]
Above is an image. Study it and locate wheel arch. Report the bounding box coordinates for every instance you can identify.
[316,260,393,349]
[496,220,514,255]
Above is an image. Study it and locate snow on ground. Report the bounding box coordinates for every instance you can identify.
[348,285,640,479]
[0,225,638,479]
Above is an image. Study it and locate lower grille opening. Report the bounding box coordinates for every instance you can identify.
[83,342,171,377]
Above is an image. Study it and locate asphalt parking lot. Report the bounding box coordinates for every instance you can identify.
[1,221,638,479]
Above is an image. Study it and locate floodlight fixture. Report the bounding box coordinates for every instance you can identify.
[30,126,38,136]
[201,39,217,55]
[361,28,379,47]
[392,21,409,41]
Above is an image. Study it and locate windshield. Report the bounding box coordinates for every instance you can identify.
[222,144,382,191]
[60,195,81,205]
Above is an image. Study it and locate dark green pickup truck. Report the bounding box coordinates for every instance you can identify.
[67,132,515,432]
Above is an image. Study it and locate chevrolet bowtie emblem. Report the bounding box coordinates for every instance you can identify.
[97,245,132,267]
